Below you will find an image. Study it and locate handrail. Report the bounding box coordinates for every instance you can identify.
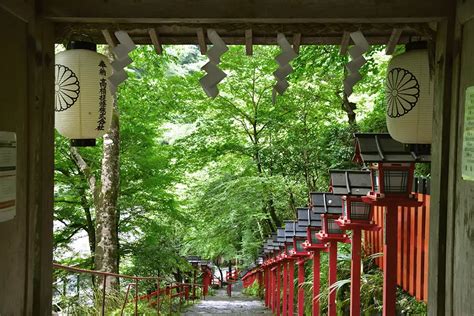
[53,263,205,315]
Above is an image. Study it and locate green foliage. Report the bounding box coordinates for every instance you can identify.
[53,43,427,313]
[243,279,264,298]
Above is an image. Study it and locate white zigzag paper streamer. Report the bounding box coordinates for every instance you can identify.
[108,31,136,94]
[199,29,228,98]
[272,33,298,104]
[343,31,369,97]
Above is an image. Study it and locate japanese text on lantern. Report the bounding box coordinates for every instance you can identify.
[462,86,474,181]
[0,131,16,222]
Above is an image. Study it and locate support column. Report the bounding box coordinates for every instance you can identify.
[328,241,338,316]
[297,260,305,316]
[270,267,274,311]
[288,260,295,316]
[276,264,281,316]
[283,261,288,316]
[264,268,269,307]
[350,229,362,316]
[383,206,398,316]
[312,250,321,316]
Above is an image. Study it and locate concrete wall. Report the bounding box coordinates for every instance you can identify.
[0,5,54,315]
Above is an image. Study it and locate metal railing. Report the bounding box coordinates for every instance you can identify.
[53,263,204,315]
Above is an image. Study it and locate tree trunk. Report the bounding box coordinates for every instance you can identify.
[95,108,120,289]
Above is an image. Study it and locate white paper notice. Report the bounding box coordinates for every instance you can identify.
[0,131,16,222]
[462,86,474,181]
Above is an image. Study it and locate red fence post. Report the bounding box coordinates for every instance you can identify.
[328,241,337,316]
[383,205,398,316]
[288,260,295,316]
[276,264,281,316]
[350,229,362,316]
[312,250,321,316]
[297,260,305,316]
[283,262,288,316]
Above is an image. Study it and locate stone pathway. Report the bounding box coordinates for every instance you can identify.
[182,288,272,315]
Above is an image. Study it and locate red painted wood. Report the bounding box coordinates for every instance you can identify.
[397,206,402,284]
[328,241,337,316]
[409,205,416,296]
[378,207,384,268]
[403,206,409,290]
[415,193,424,300]
[363,193,430,304]
[297,260,305,316]
[383,205,398,316]
[423,195,430,302]
[312,251,320,316]
[276,264,281,316]
[350,229,361,316]
[288,260,295,316]
[283,262,288,316]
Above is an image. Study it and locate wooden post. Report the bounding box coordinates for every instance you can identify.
[276,264,281,316]
[135,279,138,316]
[283,261,288,316]
[297,260,305,316]
[328,241,338,316]
[264,267,269,307]
[383,205,398,316]
[288,260,295,316]
[156,278,160,315]
[312,250,320,316]
[350,229,362,316]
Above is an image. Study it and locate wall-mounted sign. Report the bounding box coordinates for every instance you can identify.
[462,86,474,181]
[0,131,16,222]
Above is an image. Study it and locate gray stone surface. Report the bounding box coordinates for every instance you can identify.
[183,288,271,315]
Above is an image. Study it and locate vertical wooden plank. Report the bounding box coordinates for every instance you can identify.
[397,206,403,284]
[376,207,383,268]
[245,29,252,56]
[292,33,301,54]
[148,28,163,55]
[416,193,425,301]
[409,206,416,296]
[403,207,409,290]
[424,194,430,303]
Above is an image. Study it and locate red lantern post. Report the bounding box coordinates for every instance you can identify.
[311,193,350,316]
[353,134,430,316]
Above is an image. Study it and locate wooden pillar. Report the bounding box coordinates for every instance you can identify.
[383,206,398,316]
[350,229,362,316]
[312,250,321,316]
[328,242,338,316]
[276,264,281,316]
[283,261,288,316]
[288,260,295,316]
[297,260,305,316]
[265,267,269,307]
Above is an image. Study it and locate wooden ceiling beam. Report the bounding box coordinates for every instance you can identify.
[148,28,163,55]
[42,0,448,23]
[293,33,301,54]
[385,28,403,55]
[196,28,207,54]
[245,29,253,55]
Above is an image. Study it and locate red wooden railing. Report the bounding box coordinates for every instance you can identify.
[364,179,430,302]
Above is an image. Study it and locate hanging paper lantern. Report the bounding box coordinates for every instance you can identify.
[54,41,113,146]
[385,42,433,144]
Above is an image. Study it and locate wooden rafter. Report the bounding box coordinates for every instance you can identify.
[293,33,301,54]
[197,28,207,54]
[148,28,163,55]
[245,29,253,55]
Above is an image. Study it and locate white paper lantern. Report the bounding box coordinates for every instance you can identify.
[386,43,433,144]
[54,42,113,146]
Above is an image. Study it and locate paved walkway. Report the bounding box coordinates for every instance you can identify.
[183,288,271,315]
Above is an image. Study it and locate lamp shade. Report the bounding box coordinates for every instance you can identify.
[386,43,433,144]
[54,44,113,145]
